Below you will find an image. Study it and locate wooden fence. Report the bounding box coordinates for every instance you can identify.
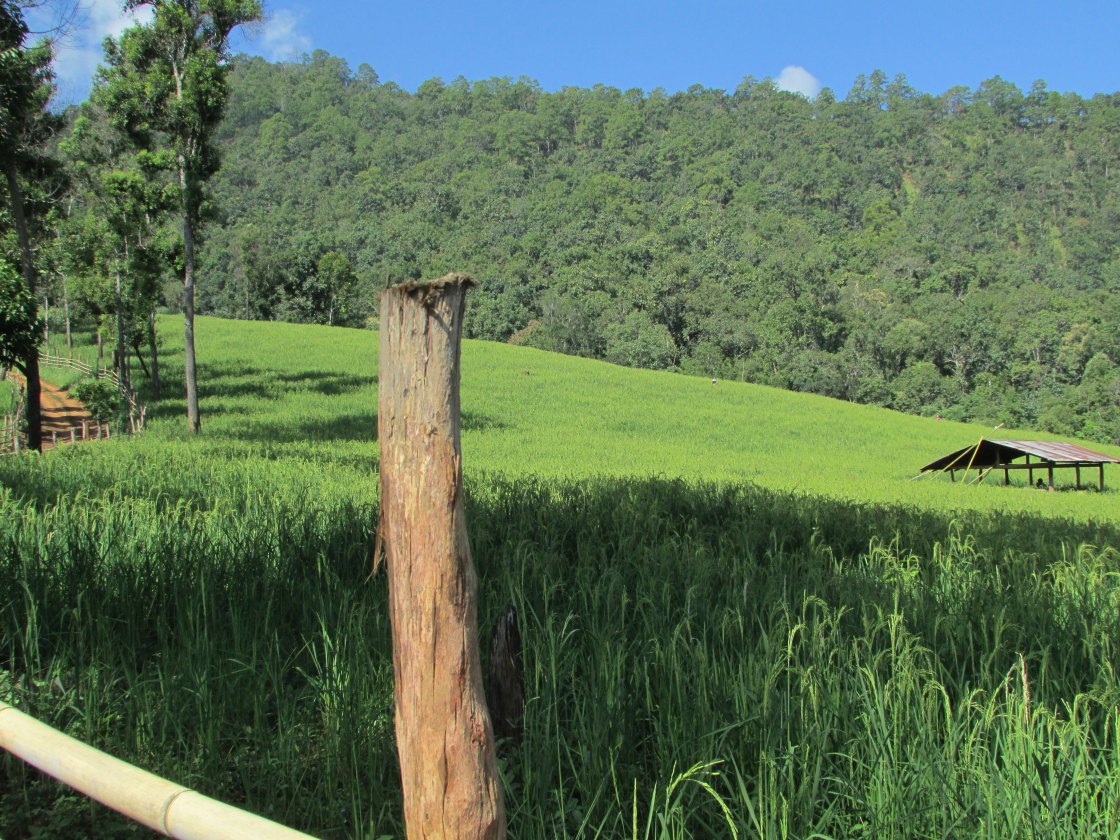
[39,352,144,424]
[0,353,146,455]
[0,700,318,839]
[2,419,114,454]
[1,386,26,455]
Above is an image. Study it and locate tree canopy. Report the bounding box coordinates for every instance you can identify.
[189,55,1120,444]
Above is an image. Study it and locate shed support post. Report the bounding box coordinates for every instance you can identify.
[1076,465,1081,489]
[378,273,506,840]
[1003,465,1009,485]
[1027,455,1033,486]
[1101,464,1106,492]
[950,469,955,482]
[1048,462,1054,491]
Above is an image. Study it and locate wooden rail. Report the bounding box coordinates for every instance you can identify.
[39,352,122,389]
[0,700,318,839]
[1,419,114,455]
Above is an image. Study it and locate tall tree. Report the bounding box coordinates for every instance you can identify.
[0,1,59,452]
[97,0,261,433]
[0,258,41,377]
[62,104,176,395]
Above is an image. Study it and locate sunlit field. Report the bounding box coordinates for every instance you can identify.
[0,378,14,414]
[2,315,1119,838]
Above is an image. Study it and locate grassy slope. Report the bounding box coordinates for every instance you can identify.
[141,315,1120,523]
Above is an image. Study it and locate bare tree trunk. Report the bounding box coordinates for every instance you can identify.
[63,275,71,353]
[378,273,506,840]
[61,199,73,354]
[148,305,160,400]
[115,261,127,388]
[179,158,201,433]
[3,159,41,452]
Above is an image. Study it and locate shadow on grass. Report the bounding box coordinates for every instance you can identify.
[223,408,507,445]
[274,370,374,395]
[140,362,374,424]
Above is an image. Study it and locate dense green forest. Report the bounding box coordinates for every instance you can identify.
[193,53,1120,443]
[9,43,1118,445]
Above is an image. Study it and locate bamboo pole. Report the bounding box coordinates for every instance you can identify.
[0,701,317,840]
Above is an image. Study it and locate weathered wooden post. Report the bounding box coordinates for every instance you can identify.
[378,274,506,840]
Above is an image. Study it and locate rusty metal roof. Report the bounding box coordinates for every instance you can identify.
[989,440,1120,464]
[920,439,1120,472]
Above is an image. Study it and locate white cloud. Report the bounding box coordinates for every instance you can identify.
[776,65,822,99]
[27,0,152,104]
[249,9,312,62]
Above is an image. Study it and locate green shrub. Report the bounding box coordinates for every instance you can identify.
[72,378,123,422]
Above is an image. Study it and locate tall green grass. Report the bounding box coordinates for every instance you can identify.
[3,471,1120,837]
[3,315,1120,837]
[0,378,15,417]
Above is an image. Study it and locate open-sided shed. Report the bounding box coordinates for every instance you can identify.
[920,439,1119,490]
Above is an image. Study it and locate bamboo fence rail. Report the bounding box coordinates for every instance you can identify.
[0,420,113,455]
[0,393,26,455]
[0,701,318,839]
[39,351,122,390]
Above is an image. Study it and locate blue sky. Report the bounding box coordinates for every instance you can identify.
[33,0,1120,105]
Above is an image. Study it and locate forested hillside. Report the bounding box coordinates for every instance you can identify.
[201,53,1120,442]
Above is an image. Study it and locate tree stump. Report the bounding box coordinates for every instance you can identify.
[488,605,524,750]
[378,274,506,840]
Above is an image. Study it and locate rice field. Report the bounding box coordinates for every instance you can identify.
[2,315,1119,838]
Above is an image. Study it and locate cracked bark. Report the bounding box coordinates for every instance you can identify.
[378,273,506,840]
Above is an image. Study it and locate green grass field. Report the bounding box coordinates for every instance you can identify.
[2,315,1120,838]
[142,316,1120,513]
[0,378,14,415]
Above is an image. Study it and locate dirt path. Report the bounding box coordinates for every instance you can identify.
[6,372,96,450]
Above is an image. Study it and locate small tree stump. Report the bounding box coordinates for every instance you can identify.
[488,605,524,750]
[378,274,506,840]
